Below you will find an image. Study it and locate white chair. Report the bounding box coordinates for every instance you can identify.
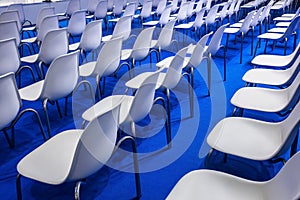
[7,3,32,27]
[273,7,300,24]
[107,2,136,28]
[69,20,102,62]
[57,0,81,20]
[82,68,170,147]
[121,26,156,70]
[21,28,69,79]
[251,43,300,68]
[94,0,108,25]
[253,15,300,56]
[224,10,256,63]
[102,15,132,42]
[16,99,142,200]
[134,0,153,24]
[207,100,300,165]
[125,45,190,135]
[19,51,79,136]
[78,36,124,99]
[0,72,46,147]
[233,0,243,21]
[226,0,236,23]
[216,2,230,25]
[142,4,172,27]
[86,0,100,17]
[204,4,219,33]
[67,10,87,43]
[243,56,300,87]
[154,0,167,17]
[231,73,300,117]
[170,0,179,13]
[171,2,189,23]
[167,151,300,200]
[0,10,23,34]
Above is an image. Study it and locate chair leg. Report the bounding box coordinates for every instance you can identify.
[130,121,136,137]
[3,129,14,148]
[166,89,171,134]
[240,33,244,64]
[207,55,212,96]
[55,100,63,118]
[223,47,227,81]
[264,39,268,53]
[43,99,52,138]
[16,174,22,200]
[64,97,68,116]
[75,179,86,200]
[253,39,260,57]
[251,29,254,55]
[284,37,287,55]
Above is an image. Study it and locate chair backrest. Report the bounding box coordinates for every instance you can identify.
[68,9,86,36]
[111,15,132,41]
[159,4,172,26]
[206,23,228,56]
[35,7,55,31]
[87,0,99,13]
[219,2,230,20]
[140,0,153,18]
[126,68,161,123]
[193,8,206,28]
[7,4,25,25]
[176,2,189,21]
[234,0,243,13]
[264,144,300,200]
[240,10,256,33]
[156,0,167,15]
[66,100,121,181]
[171,0,179,12]
[250,6,264,27]
[0,20,20,46]
[205,4,219,24]
[205,0,212,10]
[153,0,161,7]
[284,72,300,109]
[157,19,176,50]
[187,0,195,18]
[65,0,81,16]
[94,0,108,19]
[41,50,79,101]
[0,10,22,32]
[37,15,59,42]
[107,0,114,10]
[189,32,212,68]
[0,38,20,75]
[198,31,212,48]
[227,0,236,15]
[123,2,137,16]
[194,0,204,13]
[162,45,190,89]
[79,20,102,52]
[0,72,21,130]
[282,16,300,39]
[132,26,155,61]
[38,28,69,65]
[113,0,124,16]
[93,36,123,77]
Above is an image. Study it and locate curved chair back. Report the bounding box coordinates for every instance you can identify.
[205,0,212,10]
[176,2,189,22]
[194,0,204,13]
[0,38,20,75]
[0,72,21,130]
[95,0,108,19]
[35,7,56,31]
[159,5,172,26]
[0,20,20,46]
[123,2,137,16]
[193,8,206,28]
[285,72,300,109]
[65,0,81,16]
[126,69,161,123]
[205,4,219,25]
[66,100,121,181]
[171,0,179,12]
[157,19,176,50]
[206,23,228,56]
[87,0,99,14]
[156,0,167,15]
[234,0,243,13]
[113,0,124,16]
[39,28,69,65]
[218,2,230,21]
[93,36,123,77]
[162,45,190,89]
[187,0,195,18]
[198,31,212,48]
[250,6,264,27]
[140,0,153,19]
[79,20,102,52]
[7,4,25,25]
[107,0,114,10]
[240,10,256,34]
[41,51,79,101]
[132,26,155,61]
[37,15,59,42]
[0,10,22,32]
[265,145,300,200]
[68,10,87,36]
[111,15,132,41]
[227,0,236,16]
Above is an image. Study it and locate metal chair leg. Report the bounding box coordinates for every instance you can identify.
[43,98,52,138]
[16,174,22,200]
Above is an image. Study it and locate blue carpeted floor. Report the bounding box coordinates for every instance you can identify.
[0,8,299,200]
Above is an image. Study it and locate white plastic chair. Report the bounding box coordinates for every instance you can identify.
[0,72,46,148]
[170,0,179,13]
[102,15,132,42]
[231,72,300,117]
[204,4,219,33]
[0,38,20,76]
[67,10,87,43]
[121,26,156,69]
[154,0,167,17]
[69,20,102,62]
[0,10,23,33]
[167,151,300,200]
[216,2,230,25]
[142,4,172,27]
[7,3,32,27]
[21,28,69,79]
[134,0,153,24]
[171,2,189,23]
[16,99,142,200]
[224,10,256,63]
[19,51,79,137]
[57,0,81,20]
[78,36,124,99]
[108,2,136,25]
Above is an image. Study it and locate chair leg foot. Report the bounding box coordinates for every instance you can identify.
[16,174,22,200]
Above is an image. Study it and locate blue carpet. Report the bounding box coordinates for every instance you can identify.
[0,11,299,200]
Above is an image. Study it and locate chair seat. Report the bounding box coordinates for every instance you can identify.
[125,72,165,90]
[17,129,83,185]
[102,35,112,42]
[79,61,97,77]
[230,87,289,112]
[274,16,293,22]
[143,20,159,26]
[21,37,37,44]
[224,27,240,34]
[175,22,194,29]
[207,117,283,160]
[251,54,293,67]
[257,32,283,40]
[121,49,133,60]
[82,95,133,124]
[268,27,287,33]
[276,21,291,27]
[167,169,262,200]
[108,18,120,23]
[19,80,44,101]
[282,13,295,18]
[229,23,242,28]
[69,42,80,51]
[21,54,39,64]
[242,68,293,86]
[156,56,190,69]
